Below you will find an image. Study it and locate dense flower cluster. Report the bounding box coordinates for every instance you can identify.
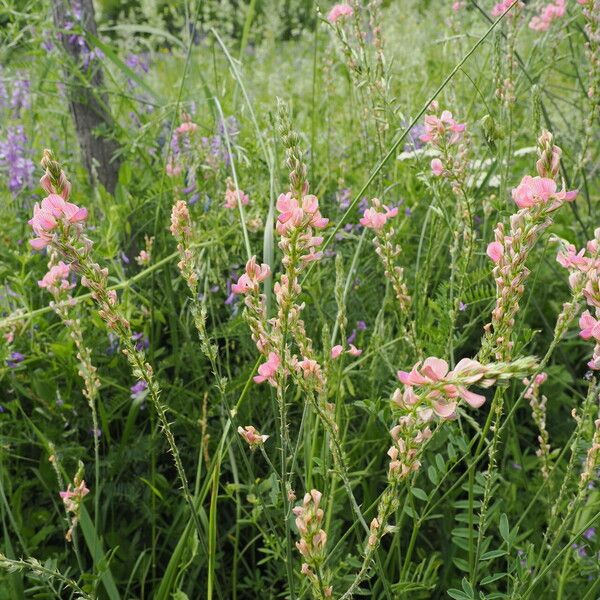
[483,130,577,362]
[529,0,566,31]
[0,126,35,194]
[388,355,537,481]
[523,373,551,479]
[293,490,333,597]
[37,261,73,293]
[360,198,410,313]
[29,193,88,250]
[57,463,89,543]
[491,0,524,17]
[327,3,353,24]
[556,228,600,369]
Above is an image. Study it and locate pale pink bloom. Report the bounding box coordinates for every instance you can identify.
[224,188,250,210]
[136,250,150,265]
[166,161,182,177]
[327,3,353,23]
[450,358,486,384]
[556,243,588,270]
[452,1,465,10]
[511,175,577,210]
[459,388,486,408]
[431,158,444,176]
[175,121,198,135]
[331,345,343,359]
[232,256,270,294]
[40,173,71,200]
[298,357,320,376]
[360,204,398,230]
[487,241,504,263]
[421,357,449,380]
[60,480,89,512]
[245,256,270,281]
[38,261,72,290]
[420,111,466,145]
[254,352,280,384]
[579,311,600,341]
[492,0,522,17]
[232,273,253,295]
[238,425,269,447]
[347,344,362,356]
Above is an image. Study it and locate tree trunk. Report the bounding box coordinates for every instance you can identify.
[51,0,121,193]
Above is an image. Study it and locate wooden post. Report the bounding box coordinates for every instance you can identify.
[51,0,121,193]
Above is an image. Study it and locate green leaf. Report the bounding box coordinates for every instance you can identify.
[481,549,507,560]
[447,589,469,600]
[428,466,439,485]
[461,577,474,597]
[499,513,510,543]
[411,487,429,502]
[481,572,507,585]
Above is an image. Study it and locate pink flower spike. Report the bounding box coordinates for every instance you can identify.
[331,345,343,359]
[487,241,504,263]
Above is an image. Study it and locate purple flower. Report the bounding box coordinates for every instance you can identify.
[6,352,25,368]
[106,333,119,355]
[130,380,148,400]
[125,53,150,74]
[583,528,596,540]
[405,207,412,217]
[347,330,357,345]
[403,122,426,152]
[357,320,367,331]
[337,188,351,210]
[0,125,35,195]
[132,332,149,352]
[10,78,30,116]
[459,302,467,311]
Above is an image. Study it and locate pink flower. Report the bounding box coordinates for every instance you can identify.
[331,345,343,359]
[579,311,600,341]
[556,243,587,270]
[511,175,577,210]
[232,274,252,295]
[166,161,182,177]
[232,256,270,294]
[347,344,362,357]
[420,111,466,145]
[254,352,280,385]
[431,158,444,176]
[360,204,398,231]
[492,0,522,17]
[29,195,88,250]
[238,425,269,447]
[175,121,198,135]
[327,3,353,23]
[487,241,504,263]
[40,173,71,200]
[225,188,250,210]
[38,261,72,290]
